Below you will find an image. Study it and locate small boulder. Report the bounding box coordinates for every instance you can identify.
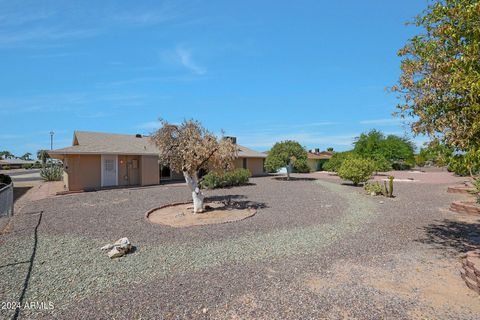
[101,237,133,259]
[108,247,125,259]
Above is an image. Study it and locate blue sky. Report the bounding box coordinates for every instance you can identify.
[0,0,429,158]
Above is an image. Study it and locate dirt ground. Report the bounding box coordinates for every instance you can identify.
[147,201,256,227]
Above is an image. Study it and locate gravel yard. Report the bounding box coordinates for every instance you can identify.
[1,172,479,319]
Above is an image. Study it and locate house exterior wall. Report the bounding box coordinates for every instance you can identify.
[140,155,159,186]
[118,155,141,186]
[235,157,265,176]
[65,154,101,191]
[307,159,317,172]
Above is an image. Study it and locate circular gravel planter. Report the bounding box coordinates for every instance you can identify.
[450,201,480,215]
[146,201,256,227]
[447,186,474,194]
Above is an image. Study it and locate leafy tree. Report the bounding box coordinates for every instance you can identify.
[372,155,392,173]
[326,147,334,152]
[418,141,454,167]
[337,158,375,186]
[0,151,15,159]
[37,150,50,166]
[20,152,32,160]
[353,130,415,164]
[293,158,310,173]
[151,119,237,213]
[265,140,308,180]
[391,0,480,152]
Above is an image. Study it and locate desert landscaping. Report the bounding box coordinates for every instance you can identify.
[2,0,480,319]
[1,167,480,319]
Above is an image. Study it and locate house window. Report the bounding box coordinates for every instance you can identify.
[105,159,114,172]
[242,158,247,169]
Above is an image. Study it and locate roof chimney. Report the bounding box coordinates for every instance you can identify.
[135,134,142,138]
[315,148,320,153]
[224,136,237,144]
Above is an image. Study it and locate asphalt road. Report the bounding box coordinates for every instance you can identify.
[2,169,42,182]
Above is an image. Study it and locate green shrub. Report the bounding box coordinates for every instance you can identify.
[40,166,63,181]
[293,158,310,173]
[364,181,383,195]
[0,174,12,185]
[372,155,392,173]
[200,168,251,189]
[1,165,11,170]
[33,161,43,169]
[447,153,480,176]
[392,162,412,171]
[447,154,470,176]
[323,151,356,172]
[337,158,375,186]
[22,163,33,169]
[415,154,426,167]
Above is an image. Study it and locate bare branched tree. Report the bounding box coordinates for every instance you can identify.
[151,119,237,213]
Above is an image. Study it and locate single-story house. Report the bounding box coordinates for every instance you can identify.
[49,131,267,191]
[0,158,36,169]
[307,150,333,171]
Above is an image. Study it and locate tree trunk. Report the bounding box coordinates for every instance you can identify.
[286,163,293,180]
[183,171,205,213]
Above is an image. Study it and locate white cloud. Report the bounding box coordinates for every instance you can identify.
[175,48,206,75]
[0,1,195,48]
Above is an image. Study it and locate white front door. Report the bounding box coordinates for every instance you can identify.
[101,155,118,187]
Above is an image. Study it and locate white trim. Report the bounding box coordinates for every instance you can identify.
[101,154,118,187]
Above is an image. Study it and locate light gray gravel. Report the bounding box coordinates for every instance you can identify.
[1,174,479,319]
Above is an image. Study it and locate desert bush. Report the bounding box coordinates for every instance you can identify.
[40,166,63,181]
[323,151,356,172]
[337,158,375,186]
[372,155,392,173]
[447,152,480,177]
[392,162,412,171]
[201,168,251,189]
[414,154,426,167]
[364,181,383,195]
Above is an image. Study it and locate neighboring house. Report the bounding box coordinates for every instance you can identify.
[49,131,267,191]
[0,158,36,169]
[307,150,333,172]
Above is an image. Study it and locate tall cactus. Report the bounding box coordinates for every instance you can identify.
[388,176,394,197]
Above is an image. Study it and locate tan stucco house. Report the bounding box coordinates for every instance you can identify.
[307,151,333,171]
[49,131,267,191]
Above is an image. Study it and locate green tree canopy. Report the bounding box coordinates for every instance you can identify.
[392,0,480,151]
[265,140,308,180]
[353,129,415,163]
[37,149,50,165]
[20,152,32,160]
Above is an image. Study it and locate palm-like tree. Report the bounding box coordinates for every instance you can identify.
[37,150,50,166]
[20,152,32,160]
[0,151,14,159]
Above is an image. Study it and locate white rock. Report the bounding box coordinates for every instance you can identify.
[108,247,125,259]
[114,237,131,250]
[102,237,132,258]
[100,244,114,251]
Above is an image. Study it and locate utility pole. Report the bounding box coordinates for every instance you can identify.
[50,131,54,150]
